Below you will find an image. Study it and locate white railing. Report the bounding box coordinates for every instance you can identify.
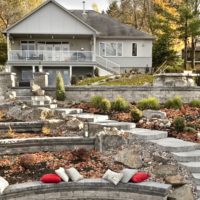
[96,55,121,74]
[9,50,93,62]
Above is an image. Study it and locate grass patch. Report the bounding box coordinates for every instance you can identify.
[77,76,108,86]
[100,75,154,86]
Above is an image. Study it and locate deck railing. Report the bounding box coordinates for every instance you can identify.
[9,50,94,62]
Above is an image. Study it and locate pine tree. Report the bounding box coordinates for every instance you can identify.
[56,72,66,101]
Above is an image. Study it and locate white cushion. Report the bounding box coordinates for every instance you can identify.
[0,177,9,194]
[66,167,83,182]
[103,169,123,185]
[55,167,69,182]
[120,169,138,183]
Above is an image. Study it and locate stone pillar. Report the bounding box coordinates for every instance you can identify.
[33,72,49,88]
[0,72,16,95]
[93,34,96,61]
[69,66,72,82]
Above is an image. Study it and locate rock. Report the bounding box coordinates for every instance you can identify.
[153,154,169,164]
[66,118,84,131]
[168,185,194,200]
[143,110,167,120]
[31,83,45,96]
[114,148,143,169]
[164,175,186,187]
[153,164,178,177]
[5,91,16,100]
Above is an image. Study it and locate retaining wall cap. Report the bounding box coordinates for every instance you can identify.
[3,179,172,197]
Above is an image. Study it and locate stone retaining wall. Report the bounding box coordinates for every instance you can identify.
[0,72,16,95]
[45,86,200,103]
[0,137,95,155]
[1,179,171,200]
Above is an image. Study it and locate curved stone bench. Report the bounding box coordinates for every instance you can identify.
[1,179,171,200]
[0,137,95,155]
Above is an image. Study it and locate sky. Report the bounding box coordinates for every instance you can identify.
[55,0,110,11]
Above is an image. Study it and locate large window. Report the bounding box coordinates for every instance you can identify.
[100,42,122,57]
[132,43,137,56]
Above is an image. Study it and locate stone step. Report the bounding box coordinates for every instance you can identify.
[68,113,109,122]
[179,162,200,173]
[197,186,200,197]
[150,138,200,152]
[192,173,200,185]
[127,128,168,140]
[13,89,32,96]
[16,96,32,101]
[173,150,200,162]
[88,121,136,136]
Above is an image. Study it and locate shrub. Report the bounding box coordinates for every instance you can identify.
[42,126,51,136]
[189,100,200,108]
[99,98,111,113]
[137,97,160,110]
[94,67,99,77]
[111,96,130,112]
[6,126,15,138]
[19,154,36,169]
[184,126,196,133]
[71,76,78,85]
[172,117,186,132]
[165,96,183,109]
[90,95,103,109]
[56,72,65,101]
[131,108,142,122]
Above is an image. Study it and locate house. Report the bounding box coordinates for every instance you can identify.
[4,0,154,87]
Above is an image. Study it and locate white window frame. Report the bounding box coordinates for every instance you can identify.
[132,43,137,57]
[20,41,36,51]
[99,42,123,57]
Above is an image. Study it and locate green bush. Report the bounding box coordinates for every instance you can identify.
[137,97,160,110]
[172,117,186,132]
[91,95,103,109]
[56,72,65,101]
[184,126,196,133]
[189,100,200,108]
[111,96,130,112]
[131,108,142,122]
[99,98,111,113]
[165,96,183,109]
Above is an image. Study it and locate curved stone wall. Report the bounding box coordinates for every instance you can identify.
[1,179,171,200]
[0,137,95,155]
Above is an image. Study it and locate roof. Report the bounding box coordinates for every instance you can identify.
[5,0,154,40]
[71,10,154,40]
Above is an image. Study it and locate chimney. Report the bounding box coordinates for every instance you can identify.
[82,1,86,15]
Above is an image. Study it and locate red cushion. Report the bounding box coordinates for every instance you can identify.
[131,172,150,183]
[40,174,62,183]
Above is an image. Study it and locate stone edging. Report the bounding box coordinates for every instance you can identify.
[0,137,95,155]
[1,179,172,200]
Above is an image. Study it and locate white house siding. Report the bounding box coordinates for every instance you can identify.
[7,2,94,35]
[96,39,153,68]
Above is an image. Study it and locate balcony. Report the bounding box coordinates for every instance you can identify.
[9,50,94,62]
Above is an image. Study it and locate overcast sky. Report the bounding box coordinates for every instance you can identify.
[55,0,110,11]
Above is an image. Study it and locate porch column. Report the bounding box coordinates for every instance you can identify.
[39,65,43,72]
[69,66,72,83]
[7,33,10,61]
[93,34,96,61]
[32,65,35,73]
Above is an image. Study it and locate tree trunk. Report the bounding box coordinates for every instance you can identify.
[191,36,196,69]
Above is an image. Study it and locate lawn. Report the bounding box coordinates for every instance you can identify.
[76,76,108,86]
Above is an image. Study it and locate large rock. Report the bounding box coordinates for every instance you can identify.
[5,91,16,100]
[164,175,186,187]
[114,147,143,169]
[168,185,194,200]
[6,106,53,121]
[143,110,167,120]
[95,128,128,152]
[66,118,84,131]
[31,83,45,96]
[153,164,179,177]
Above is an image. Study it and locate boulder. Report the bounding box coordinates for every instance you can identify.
[114,147,143,169]
[95,128,128,152]
[153,164,178,177]
[143,110,167,120]
[164,175,186,187]
[31,83,45,96]
[168,185,194,200]
[66,118,84,131]
[5,91,16,100]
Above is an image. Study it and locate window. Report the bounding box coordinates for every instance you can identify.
[132,43,137,56]
[100,42,122,57]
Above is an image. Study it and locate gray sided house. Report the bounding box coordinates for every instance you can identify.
[4,0,154,87]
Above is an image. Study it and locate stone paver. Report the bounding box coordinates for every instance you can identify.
[127,128,168,140]
[179,162,200,173]
[173,150,200,162]
[69,113,109,122]
[150,138,200,152]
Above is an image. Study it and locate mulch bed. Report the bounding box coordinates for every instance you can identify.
[0,150,123,185]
